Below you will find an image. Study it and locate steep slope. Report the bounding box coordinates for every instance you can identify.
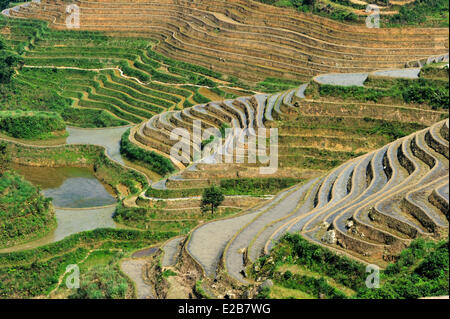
[4,0,448,82]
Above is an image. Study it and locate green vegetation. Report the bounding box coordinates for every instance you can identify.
[120,128,175,176]
[162,269,177,278]
[257,0,315,12]
[357,239,449,298]
[201,135,215,149]
[420,65,449,81]
[209,87,238,100]
[145,46,223,80]
[258,0,448,27]
[1,1,17,10]
[219,178,301,196]
[366,120,413,140]
[219,122,231,137]
[114,204,200,233]
[194,280,211,299]
[182,86,211,104]
[69,254,131,299]
[282,116,425,141]
[0,228,176,298]
[252,234,449,299]
[0,34,23,84]
[401,80,449,110]
[257,0,358,22]
[114,202,240,232]
[256,77,303,93]
[1,71,74,115]
[0,17,231,127]
[201,186,225,216]
[145,177,302,198]
[61,108,128,128]
[0,141,10,173]
[0,170,55,248]
[0,110,66,139]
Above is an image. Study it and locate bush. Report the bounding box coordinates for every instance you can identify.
[61,108,128,128]
[0,110,66,139]
[0,228,176,297]
[386,0,449,27]
[358,239,449,298]
[253,234,449,299]
[1,1,25,11]
[220,178,301,195]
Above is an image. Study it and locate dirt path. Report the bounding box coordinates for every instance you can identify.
[121,259,155,299]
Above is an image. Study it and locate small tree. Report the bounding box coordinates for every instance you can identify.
[201,186,224,216]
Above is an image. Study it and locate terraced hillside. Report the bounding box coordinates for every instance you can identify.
[136,61,448,298]
[0,16,249,127]
[4,0,448,83]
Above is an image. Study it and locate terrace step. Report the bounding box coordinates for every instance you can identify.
[161,236,185,267]
[224,183,310,283]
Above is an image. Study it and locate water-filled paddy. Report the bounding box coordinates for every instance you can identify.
[2,165,119,252]
[13,164,116,208]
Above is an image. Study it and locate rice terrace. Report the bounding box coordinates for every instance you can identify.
[0,0,448,302]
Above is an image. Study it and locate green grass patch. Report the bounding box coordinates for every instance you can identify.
[145,177,302,198]
[3,141,148,196]
[0,228,176,298]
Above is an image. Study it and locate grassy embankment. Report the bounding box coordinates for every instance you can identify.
[0,228,176,298]
[252,234,449,299]
[2,140,148,198]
